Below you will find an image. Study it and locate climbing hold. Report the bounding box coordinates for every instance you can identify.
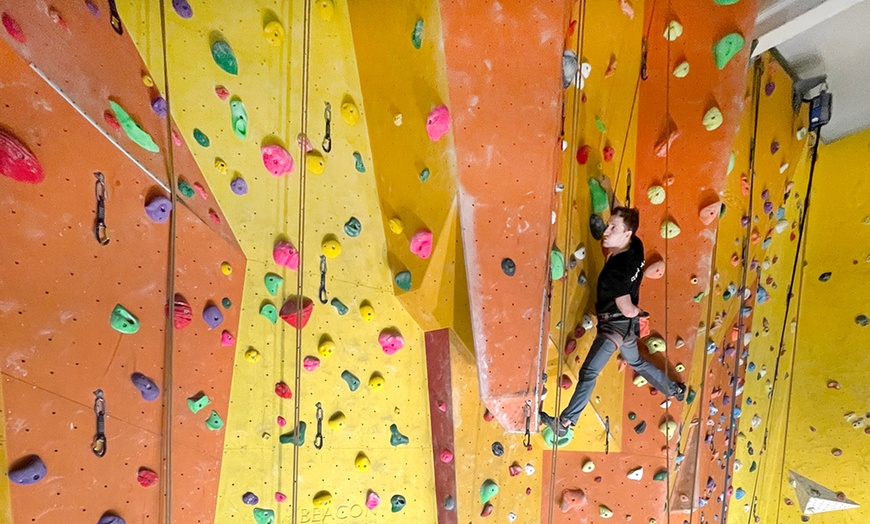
[260,303,278,324]
[389,424,409,446]
[264,273,284,296]
[151,97,168,118]
[242,492,259,505]
[365,490,380,510]
[97,516,126,524]
[319,237,341,260]
[542,425,574,447]
[341,371,360,391]
[418,167,431,182]
[576,144,591,165]
[660,220,681,239]
[395,270,412,291]
[317,337,335,358]
[582,460,595,472]
[388,218,404,234]
[8,455,47,485]
[205,411,224,430]
[480,479,499,503]
[645,336,666,354]
[354,451,371,471]
[599,504,614,518]
[244,349,260,363]
[229,98,248,140]
[379,329,405,355]
[595,116,606,133]
[653,470,667,481]
[590,214,606,240]
[562,50,578,89]
[604,55,618,78]
[634,421,647,434]
[303,356,320,371]
[560,489,586,512]
[703,107,724,131]
[2,12,25,42]
[855,314,869,327]
[426,105,451,141]
[186,392,210,413]
[171,0,193,18]
[359,301,375,322]
[573,245,586,260]
[168,296,192,329]
[229,176,248,196]
[274,492,286,503]
[279,422,307,446]
[444,496,456,511]
[699,201,722,225]
[251,508,275,524]
[796,127,807,140]
[328,411,345,428]
[109,101,159,153]
[263,20,284,46]
[439,450,454,463]
[663,20,683,41]
[202,304,224,329]
[390,494,406,513]
[660,419,677,440]
[261,145,294,176]
[137,468,157,487]
[110,304,140,334]
[560,375,573,389]
[480,503,493,517]
[644,259,665,279]
[273,240,300,269]
[647,185,665,205]
[344,217,362,237]
[551,248,565,280]
[620,0,635,18]
[330,298,348,315]
[211,39,238,75]
[589,178,609,213]
[673,60,690,78]
[274,382,292,399]
[819,272,832,282]
[410,230,433,259]
[633,375,648,387]
[193,128,210,147]
[675,363,685,372]
[306,150,326,175]
[369,372,385,390]
[131,373,159,401]
[491,442,504,456]
[412,18,425,49]
[627,467,644,480]
[312,492,332,508]
[713,33,745,69]
[177,179,195,198]
[338,95,360,126]
[352,151,366,172]
[279,296,313,329]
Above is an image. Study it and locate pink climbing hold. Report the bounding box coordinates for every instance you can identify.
[273,240,300,269]
[365,490,380,510]
[171,128,183,146]
[277,416,287,427]
[699,201,722,226]
[437,401,447,412]
[440,449,454,463]
[104,111,122,131]
[275,382,292,399]
[193,182,208,199]
[655,126,680,157]
[426,105,451,141]
[2,12,26,43]
[303,356,321,371]
[275,492,287,502]
[644,259,665,279]
[560,489,587,512]
[220,330,235,346]
[297,133,314,153]
[409,230,433,259]
[481,503,493,517]
[378,329,405,355]
[261,144,294,176]
[620,0,635,19]
[0,129,45,184]
[603,145,615,162]
[560,374,573,389]
[215,85,230,100]
[564,339,577,356]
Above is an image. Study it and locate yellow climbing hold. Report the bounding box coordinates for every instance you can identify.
[664,20,683,41]
[647,185,665,205]
[317,0,334,21]
[142,73,154,87]
[355,452,371,471]
[645,336,666,354]
[675,363,686,372]
[660,220,681,239]
[220,262,232,275]
[321,238,341,258]
[244,349,260,363]
[313,491,333,507]
[599,505,614,518]
[306,150,326,174]
[673,60,689,78]
[318,338,335,358]
[660,419,677,440]
[263,20,285,46]
[340,95,360,125]
[703,106,723,131]
[369,372,385,391]
[359,302,375,322]
[388,218,404,234]
[633,375,648,387]
[328,412,346,429]
[214,158,227,174]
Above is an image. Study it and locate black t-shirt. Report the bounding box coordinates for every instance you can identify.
[596,236,645,315]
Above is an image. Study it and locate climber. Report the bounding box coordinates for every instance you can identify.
[541,207,686,437]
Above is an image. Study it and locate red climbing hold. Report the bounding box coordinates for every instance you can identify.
[166,295,192,329]
[215,85,230,100]
[654,126,680,157]
[0,129,45,184]
[2,12,25,43]
[576,144,591,165]
[509,464,522,477]
[104,110,122,131]
[564,339,576,356]
[275,382,292,399]
[603,145,615,162]
[137,468,158,487]
[483,408,494,422]
[208,209,221,224]
[560,374,573,389]
[480,503,493,517]
[279,296,313,329]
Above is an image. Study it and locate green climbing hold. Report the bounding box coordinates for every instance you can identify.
[279,421,306,446]
[110,304,140,334]
[178,179,195,198]
[727,152,736,175]
[713,0,740,5]
[330,298,348,315]
[588,178,609,213]
[653,470,667,481]
[411,19,424,49]
[541,425,574,448]
[395,270,412,291]
[749,461,757,472]
[260,303,278,323]
[264,273,283,295]
[206,410,224,430]
[253,508,275,524]
[389,424,409,446]
[693,292,705,303]
[344,217,362,237]
[352,151,366,173]
[109,101,159,153]
[595,116,606,133]
[686,388,697,404]
[187,392,210,414]
[480,479,499,504]
[341,370,360,391]
[419,167,430,182]
[193,128,210,147]
[713,33,745,70]
[550,248,565,280]
[211,39,238,75]
[628,412,636,421]
[221,297,232,309]
[230,97,248,140]
[391,494,407,513]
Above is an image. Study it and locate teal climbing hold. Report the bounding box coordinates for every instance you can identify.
[411,19,424,49]
[193,128,210,147]
[749,461,757,472]
[230,98,248,140]
[391,494,406,513]
[178,179,195,198]
[109,101,159,153]
[260,303,278,323]
[687,388,697,404]
[211,39,238,75]
[713,0,740,4]
[419,168,430,182]
[187,392,210,414]
[253,508,275,524]
[395,270,412,291]
[727,152,736,175]
[588,178,609,213]
[550,248,565,280]
[279,421,306,446]
[341,370,360,391]
[344,217,362,237]
[330,298,348,315]
[206,410,224,430]
[110,304,140,334]
[542,425,574,447]
[480,479,499,504]
[595,116,606,133]
[221,297,232,309]
[713,33,745,70]
[352,151,366,173]
[390,424,409,446]
[264,273,283,295]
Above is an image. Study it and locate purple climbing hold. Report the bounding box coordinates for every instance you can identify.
[8,455,47,485]
[131,372,160,401]
[171,0,193,19]
[761,189,770,200]
[763,201,773,215]
[85,0,100,16]
[770,141,779,154]
[151,97,168,118]
[230,177,248,195]
[765,81,775,96]
[242,492,259,505]
[203,304,223,329]
[145,195,172,223]
[98,515,126,524]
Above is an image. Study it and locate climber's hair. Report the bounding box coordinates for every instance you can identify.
[612,207,640,235]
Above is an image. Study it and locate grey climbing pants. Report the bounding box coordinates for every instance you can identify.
[560,318,678,425]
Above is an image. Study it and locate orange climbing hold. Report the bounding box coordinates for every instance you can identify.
[560,489,587,512]
[699,201,721,225]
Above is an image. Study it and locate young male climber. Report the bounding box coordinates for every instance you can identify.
[540,207,685,437]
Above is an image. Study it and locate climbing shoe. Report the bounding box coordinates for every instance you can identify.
[540,411,568,438]
[674,382,687,402]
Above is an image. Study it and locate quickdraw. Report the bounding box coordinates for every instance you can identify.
[604,416,610,455]
[322,102,332,153]
[314,402,324,450]
[318,255,328,304]
[523,400,532,450]
[107,0,123,35]
[92,389,107,457]
[640,37,649,81]
[625,168,632,207]
[94,172,109,245]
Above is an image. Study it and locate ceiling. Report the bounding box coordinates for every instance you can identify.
[753,0,870,142]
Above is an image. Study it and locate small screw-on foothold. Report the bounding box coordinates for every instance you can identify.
[389,424,409,446]
[819,272,832,282]
[252,508,274,524]
[186,392,210,413]
[341,371,360,391]
[444,495,456,510]
[145,195,172,223]
[242,492,259,505]
[426,105,450,141]
[205,411,224,430]
[411,19,424,49]
[344,217,362,237]
[390,494,406,513]
[501,258,516,276]
[491,442,504,456]
[365,490,380,509]
[274,382,292,399]
[137,468,158,487]
[110,304,140,334]
[395,271,412,291]
[330,298,348,315]
[560,489,586,512]
[260,303,278,323]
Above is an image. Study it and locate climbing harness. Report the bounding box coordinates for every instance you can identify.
[314,402,324,450]
[93,172,109,245]
[322,102,332,153]
[107,0,123,35]
[318,255,328,304]
[522,400,532,450]
[92,389,107,457]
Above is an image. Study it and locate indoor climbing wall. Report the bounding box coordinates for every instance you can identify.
[119,0,438,521]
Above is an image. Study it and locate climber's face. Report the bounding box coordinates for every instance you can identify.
[602,216,632,250]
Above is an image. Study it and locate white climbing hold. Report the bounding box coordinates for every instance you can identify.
[633,375,648,387]
[796,127,807,140]
[582,460,595,473]
[775,219,789,233]
[779,163,789,174]
[582,315,594,330]
[647,185,665,205]
[599,505,614,518]
[573,245,586,260]
[580,62,592,78]
[703,107,723,131]
[524,463,535,476]
[627,467,644,480]
[673,60,689,78]
[664,21,683,41]
[751,414,762,429]
[508,513,517,522]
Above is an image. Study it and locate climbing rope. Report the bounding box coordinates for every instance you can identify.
[662,2,673,520]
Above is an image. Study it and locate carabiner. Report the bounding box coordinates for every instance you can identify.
[314,402,324,450]
[92,389,107,457]
[318,255,328,304]
[640,38,649,81]
[322,102,332,153]
[522,400,532,450]
[94,172,109,245]
[604,415,610,455]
